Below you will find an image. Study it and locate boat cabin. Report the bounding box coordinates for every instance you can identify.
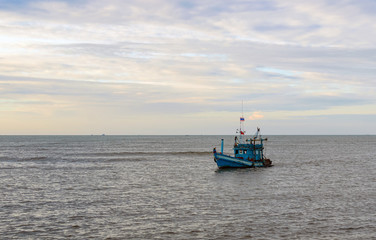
[234,137,265,161]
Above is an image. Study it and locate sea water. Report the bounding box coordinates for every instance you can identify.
[0,135,375,239]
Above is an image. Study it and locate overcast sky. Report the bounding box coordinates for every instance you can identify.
[0,0,375,135]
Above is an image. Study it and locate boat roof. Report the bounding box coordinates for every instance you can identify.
[234,143,263,150]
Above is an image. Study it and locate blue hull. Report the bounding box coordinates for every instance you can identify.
[214,153,253,168]
[214,153,270,168]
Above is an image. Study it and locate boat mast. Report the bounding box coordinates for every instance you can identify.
[239,100,245,144]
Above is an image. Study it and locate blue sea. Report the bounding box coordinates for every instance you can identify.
[0,135,375,239]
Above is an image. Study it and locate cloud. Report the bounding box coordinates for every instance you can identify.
[248,112,264,120]
[0,0,375,134]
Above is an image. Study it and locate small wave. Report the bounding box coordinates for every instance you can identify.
[168,151,211,156]
[84,151,211,157]
[0,151,211,164]
[27,157,48,161]
[105,157,150,162]
[0,156,48,162]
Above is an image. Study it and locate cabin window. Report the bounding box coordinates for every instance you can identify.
[239,150,243,154]
[255,150,260,159]
[243,150,247,154]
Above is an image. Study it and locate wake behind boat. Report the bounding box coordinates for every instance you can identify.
[213,116,272,168]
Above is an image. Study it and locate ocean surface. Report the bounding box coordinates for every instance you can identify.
[0,135,375,239]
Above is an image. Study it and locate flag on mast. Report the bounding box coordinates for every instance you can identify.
[240,117,245,121]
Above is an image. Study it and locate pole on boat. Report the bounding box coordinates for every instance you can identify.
[221,139,224,153]
[239,100,245,144]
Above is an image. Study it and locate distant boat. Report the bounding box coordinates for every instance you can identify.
[213,117,272,168]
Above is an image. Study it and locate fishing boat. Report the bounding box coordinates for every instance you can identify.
[213,116,272,168]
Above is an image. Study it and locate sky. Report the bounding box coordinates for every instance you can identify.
[0,0,375,135]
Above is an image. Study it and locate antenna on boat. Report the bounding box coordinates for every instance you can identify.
[253,127,260,139]
[242,100,244,118]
